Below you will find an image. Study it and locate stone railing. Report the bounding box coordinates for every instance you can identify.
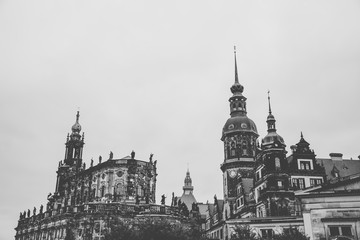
[17,202,182,226]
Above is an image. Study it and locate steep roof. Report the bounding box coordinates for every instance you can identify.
[316,158,360,180]
[179,192,196,211]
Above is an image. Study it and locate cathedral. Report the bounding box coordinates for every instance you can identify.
[15,51,360,240]
[202,50,360,240]
[15,112,198,240]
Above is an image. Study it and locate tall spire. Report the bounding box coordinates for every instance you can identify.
[267,90,272,114]
[234,46,239,84]
[266,91,276,132]
[230,46,244,95]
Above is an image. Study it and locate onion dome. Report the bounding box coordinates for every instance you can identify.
[261,92,285,148]
[71,111,81,133]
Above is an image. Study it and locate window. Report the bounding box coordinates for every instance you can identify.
[261,229,273,239]
[310,178,323,186]
[292,178,305,189]
[329,226,353,237]
[237,186,242,195]
[101,185,105,197]
[275,157,281,171]
[300,161,311,170]
[256,172,260,181]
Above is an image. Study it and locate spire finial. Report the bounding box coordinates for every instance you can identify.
[267,90,272,114]
[187,162,189,173]
[301,131,304,138]
[76,111,80,123]
[234,46,239,84]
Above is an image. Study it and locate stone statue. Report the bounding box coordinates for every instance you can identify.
[99,155,102,163]
[149,153,153,162]
[173,196,178,206]
[178,199,182,207]
[33,207,36,216]
[109,151,113,160]
[19,212,22,219]
[171,192,174,206]
[131,151,135,159]
[27,209,30,218]
[91,158,94,167]
[83,162,86,169]
[23,211,26,218]
[40,205,43,214]
[161,194,166,205]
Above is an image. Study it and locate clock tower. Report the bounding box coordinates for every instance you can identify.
[221,49,259,207]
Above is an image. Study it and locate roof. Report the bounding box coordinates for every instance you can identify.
[179,192,197,210]
[316,158,360,180]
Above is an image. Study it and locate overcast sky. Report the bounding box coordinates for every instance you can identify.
[1,1,360,239]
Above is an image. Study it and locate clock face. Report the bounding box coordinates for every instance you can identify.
[229,170,237,178]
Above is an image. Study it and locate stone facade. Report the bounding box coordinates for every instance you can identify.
[15,112,195,240]
[203,50,360,240]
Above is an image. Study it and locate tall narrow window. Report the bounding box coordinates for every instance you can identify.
[275,157,281,171]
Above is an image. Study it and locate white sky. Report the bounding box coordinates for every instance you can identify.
[1,1,360,239]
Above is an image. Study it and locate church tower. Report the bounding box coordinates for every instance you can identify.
[55,111,85,194]
[179,169,197,210]
[221,49,259,209]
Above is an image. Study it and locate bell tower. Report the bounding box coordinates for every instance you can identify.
[64,111,84,168]
[55,111,85,194]
[221,48,259,206]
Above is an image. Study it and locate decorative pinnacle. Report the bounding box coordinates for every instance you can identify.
[76,111,80,123]
[301,131,304,138]
[267,90,272,114]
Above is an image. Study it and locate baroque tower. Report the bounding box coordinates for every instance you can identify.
[55,111,85,194]
[221,49,259,211]
[179,169,197,210]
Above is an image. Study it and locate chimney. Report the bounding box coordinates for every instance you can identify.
[290,145,297,154]
[329,153,343,161]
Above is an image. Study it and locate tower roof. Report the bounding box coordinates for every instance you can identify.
[222,47,258,139]
[71,111,82,133]
[262,91,285,148]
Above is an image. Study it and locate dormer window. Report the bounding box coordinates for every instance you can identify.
[298,159,313,170]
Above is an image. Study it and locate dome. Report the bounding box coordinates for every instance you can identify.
[71,111,81,133]
[262,131,285,146]
[222,115,258,137]
[71,122,81,133]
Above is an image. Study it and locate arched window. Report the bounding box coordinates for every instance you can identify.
[101,186,105,197]
[275,157,281,171]
[116,183,126,196]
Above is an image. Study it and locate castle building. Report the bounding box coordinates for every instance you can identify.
[204,50,360,240]
[15,112,194,240]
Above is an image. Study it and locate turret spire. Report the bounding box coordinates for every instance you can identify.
[268,90,272,114]
[234,46,239,84]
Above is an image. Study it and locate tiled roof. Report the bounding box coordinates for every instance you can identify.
[316,158,360,180]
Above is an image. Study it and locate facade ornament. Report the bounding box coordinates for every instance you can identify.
[131,151,135,159]
[109,151,113,160]
[99,155,102,164]
[161,194,166,205]
[90,158,93,167]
